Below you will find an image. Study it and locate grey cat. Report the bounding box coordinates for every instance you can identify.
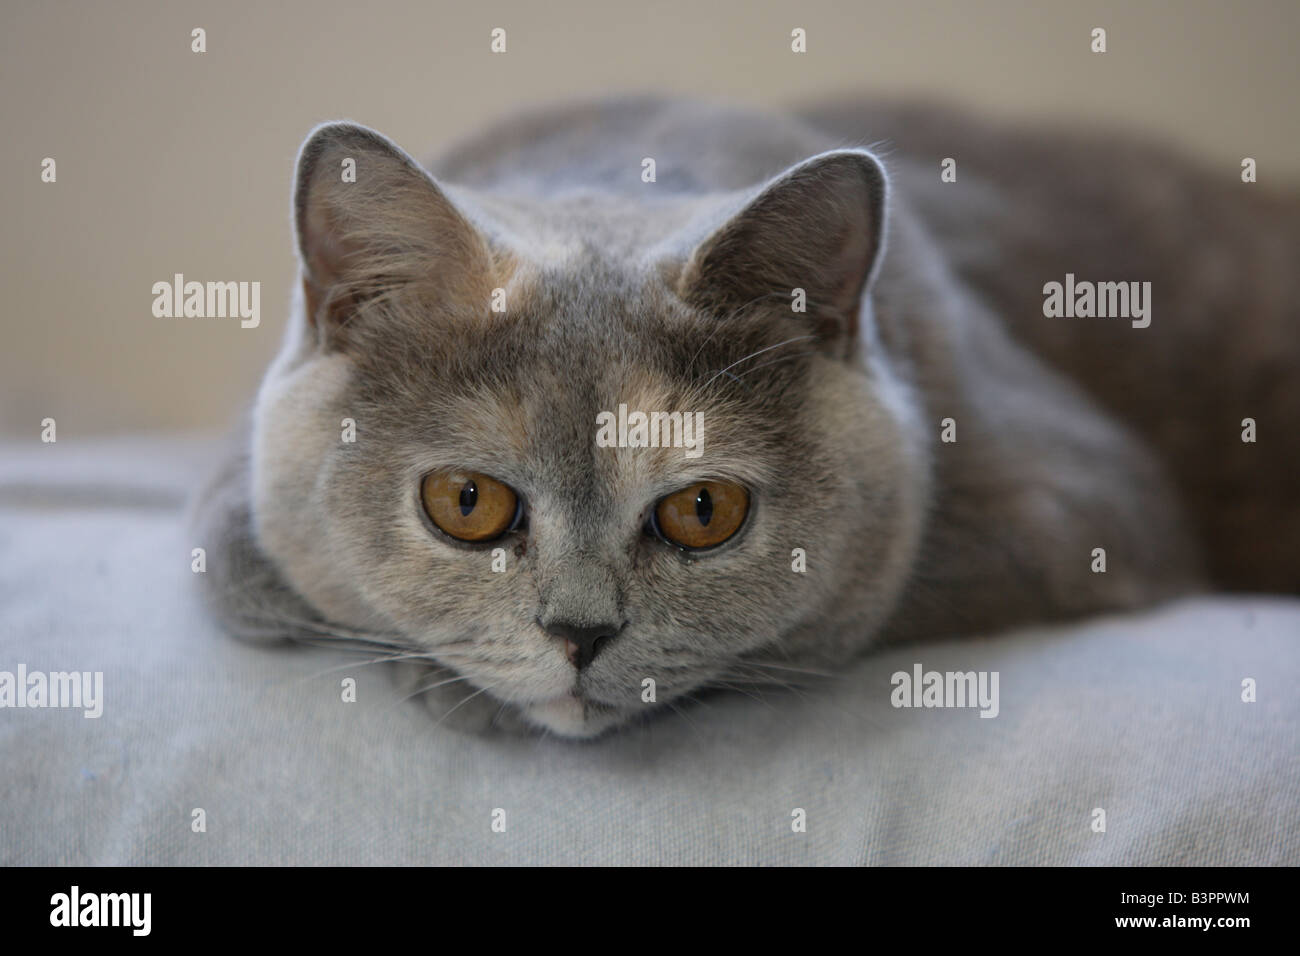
[193,95,1299,738]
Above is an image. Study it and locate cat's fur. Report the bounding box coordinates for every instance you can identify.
[193,95,1298,738]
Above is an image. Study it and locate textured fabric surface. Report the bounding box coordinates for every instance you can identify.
[2,437,1296,865]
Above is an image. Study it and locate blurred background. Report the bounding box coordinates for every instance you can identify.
[3,0,1297,438]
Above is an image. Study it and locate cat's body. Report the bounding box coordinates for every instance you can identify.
[802,100,1300,596]
[194,96,1298,738]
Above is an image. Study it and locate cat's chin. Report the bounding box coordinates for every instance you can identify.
[518,694,622,740]
[393,660,626,739]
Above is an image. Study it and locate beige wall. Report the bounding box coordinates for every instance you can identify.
[2,0,1296,437]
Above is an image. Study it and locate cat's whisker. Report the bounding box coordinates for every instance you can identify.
[289,649,438,685]
[663,697,705,740]
[288,634,408,656]
[489,701,513,731]
[684,313,729,374]
[431,683,499,730]
[393,671,475,707]
[733,349,816,379]
[200,582,398,645]
[711,680,776,708]
[685,291,789,373]
[234,610,401,646]
[699,334,816,389]
[721,675,805,698]
[733,659,839,679]
[720,666,819,701]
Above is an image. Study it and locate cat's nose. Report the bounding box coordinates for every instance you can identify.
[538,619,622,670]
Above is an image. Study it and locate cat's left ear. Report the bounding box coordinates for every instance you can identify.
[675,149,887,355]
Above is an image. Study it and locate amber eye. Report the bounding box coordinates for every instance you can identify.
[653,481,749,550]
[421,471,520,542]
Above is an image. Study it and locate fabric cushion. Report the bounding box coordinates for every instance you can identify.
[2,437,1296,865]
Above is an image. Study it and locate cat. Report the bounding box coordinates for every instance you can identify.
[192,95,1299,739]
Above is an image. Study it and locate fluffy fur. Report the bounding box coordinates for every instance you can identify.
[192,96,1298,738]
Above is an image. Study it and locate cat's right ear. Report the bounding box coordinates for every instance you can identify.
[292,122,495,345]
[674,149,888,358]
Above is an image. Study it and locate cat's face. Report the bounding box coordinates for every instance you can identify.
[250,123,927,737]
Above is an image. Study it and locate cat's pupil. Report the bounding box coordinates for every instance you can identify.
[695,487,713,526]
[459,480,478,517]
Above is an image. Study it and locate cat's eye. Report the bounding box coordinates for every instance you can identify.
[421,471,521,542]
[652,481,749,550]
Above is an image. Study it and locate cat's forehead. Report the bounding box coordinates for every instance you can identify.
[433,360,779,515]
[447,248,709,374]
[465,188,716,263]
[372,295,788,507]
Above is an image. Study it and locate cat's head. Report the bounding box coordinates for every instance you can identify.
[249,122,927,737]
